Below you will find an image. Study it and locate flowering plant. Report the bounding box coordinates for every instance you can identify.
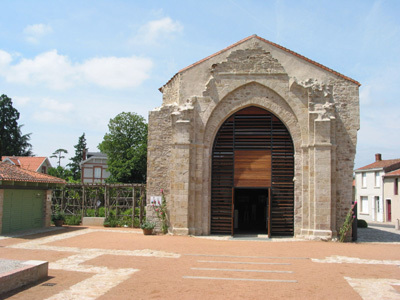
[151,189,169,234]
[339,201,357,242]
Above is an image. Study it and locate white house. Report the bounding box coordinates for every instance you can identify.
[80,152,110,184]
[355,154,400,222]
[383,169,400,224]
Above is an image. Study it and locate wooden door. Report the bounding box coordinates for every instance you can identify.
[387,200,392,222]
[234,150,271,187]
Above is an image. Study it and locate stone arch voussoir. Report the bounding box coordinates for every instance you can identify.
[203,82,302,153]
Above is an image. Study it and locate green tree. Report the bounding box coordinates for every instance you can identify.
[50,148,68,167]
[67,133,87,181]
[98,112,147,183]
[48,166,77,182]
[0,94,33,158]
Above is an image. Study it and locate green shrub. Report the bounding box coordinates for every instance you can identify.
[122,208,132,216]
[85,208,96,217]
[98,207,105,217]
[65,215,81,225]
[85,207,106,217]
[119,208,140,217]
[118,216,133,227]
[104,215,119,227]
[357,219,368,228]
[133,217,140,228]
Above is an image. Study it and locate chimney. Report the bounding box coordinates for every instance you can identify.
[375,153,382,162]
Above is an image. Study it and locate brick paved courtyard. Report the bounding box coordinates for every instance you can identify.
[0,225,399,299]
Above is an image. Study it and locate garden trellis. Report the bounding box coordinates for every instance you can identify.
[52,183,146,226]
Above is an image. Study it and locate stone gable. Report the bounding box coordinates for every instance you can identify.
[147,35,360,240]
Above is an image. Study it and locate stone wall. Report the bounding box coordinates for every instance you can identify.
[146,105,175,232]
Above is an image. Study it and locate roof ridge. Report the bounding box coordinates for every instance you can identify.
[356,158,400,171]
[254,36,360,86]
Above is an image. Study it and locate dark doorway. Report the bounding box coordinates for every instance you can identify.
[234,188,268,234]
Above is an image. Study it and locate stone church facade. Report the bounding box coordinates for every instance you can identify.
[146,35,360,239]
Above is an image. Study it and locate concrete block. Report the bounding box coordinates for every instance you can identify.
[82,217,105,226]
[0,259,48,295]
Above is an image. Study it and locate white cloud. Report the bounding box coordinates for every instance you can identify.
[40,98,74,113]
[32,98,74,124]
[0,49,153,90]
[5,50,77,89]
[23,24,53,44]
[13,96,31,106]
[80,56,153,89]
[33,110,71,124]
[135,17,183,44]
[0,50,12,66]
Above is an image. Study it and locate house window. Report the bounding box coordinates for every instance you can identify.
[94,167,102,179]
[362,173,367,188]
[375,196,380,213]
[41,166,47,173]
[374,172,381,187]
[361,196,368,214]
[395,178,399,195]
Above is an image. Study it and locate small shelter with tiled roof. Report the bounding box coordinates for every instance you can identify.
[147,35,360,240]
[1,156,52,174]
[0,162,65,234]
[355,153,400,224]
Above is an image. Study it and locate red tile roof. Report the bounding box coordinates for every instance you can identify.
[160,34,360,91]
[0,162,65,184]
[1,156,49,172]
[356,159,400,171]
[385,169,400,177]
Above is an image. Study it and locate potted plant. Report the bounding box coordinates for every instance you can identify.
[52,204,66,227]
[141,222,155,235]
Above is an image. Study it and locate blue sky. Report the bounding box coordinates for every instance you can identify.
[1,0,399,169]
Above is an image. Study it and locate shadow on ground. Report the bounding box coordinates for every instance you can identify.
[357,226,400,243]
[0,226,88,241]
[0,276,54,300]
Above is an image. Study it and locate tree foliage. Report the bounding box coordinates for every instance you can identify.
[50,148,68,167]
[48,166,78,183]
[68,133,87,181]
[98,112,147,183]
[0,94,33,158]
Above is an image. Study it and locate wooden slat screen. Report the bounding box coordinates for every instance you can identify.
[211,106,294,236]
[271,118,294,236]
[211,118,234,234]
